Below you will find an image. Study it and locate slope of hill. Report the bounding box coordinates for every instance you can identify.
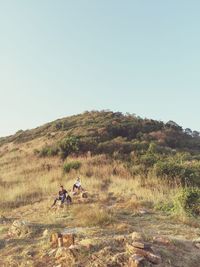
[1,110,200,151]
[0,111,200,267]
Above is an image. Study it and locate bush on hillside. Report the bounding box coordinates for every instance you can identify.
[59,136,80,160]
[154,161,200,186]
[38,145,59,157]
[173,187,200,216]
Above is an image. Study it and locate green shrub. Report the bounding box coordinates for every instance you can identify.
[63,161,81,173]
[38,145,59,157]
[173,187,200,216]
[154,161,200,186]
[59,136,80,160]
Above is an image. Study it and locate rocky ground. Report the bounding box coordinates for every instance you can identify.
[0,192,200,267]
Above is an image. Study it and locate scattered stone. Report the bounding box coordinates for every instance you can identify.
[68,244,80,260]
[153,236,171,246]
[110,252,127,266]
[58,237,63,247]
[50,232,62,248]
[138,209,149,215]
[82,192,88,198]
[131,232,144,242]
[0,215,9,224]
[193,238,200,249]
[0,239,6,249]
[79,238,94,250]
[55,247,66,259]
[48,248,57,256]
[128,254,145,267]
[8,220,31,237]
[42,229,49,237]
[114,235,127,245]
[116,222,132,231]
[50,232,75,248]
[126,244,161,265]
[55,247,76,265]
[194,242,200,249]
[195,243,200,249]
[25,250,34,258]
[62,233,75,247]
[132,242,151,249]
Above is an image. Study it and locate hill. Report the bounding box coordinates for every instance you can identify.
[0,111,200,266]
[1,111,200,152]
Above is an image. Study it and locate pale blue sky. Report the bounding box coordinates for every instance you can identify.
[0,1,199,137]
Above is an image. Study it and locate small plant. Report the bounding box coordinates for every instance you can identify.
[38,145,59,157]
[173,187,200,216]
[63,161,81,173]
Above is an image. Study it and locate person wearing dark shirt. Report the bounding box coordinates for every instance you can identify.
[51,185,68,207]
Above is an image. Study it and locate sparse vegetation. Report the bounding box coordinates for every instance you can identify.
[72,204,115,227]
[0,111,199,266]
[173,187,200,216]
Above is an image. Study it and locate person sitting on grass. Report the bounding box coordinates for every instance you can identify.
[73,177,83,193]
[51,185,69,207]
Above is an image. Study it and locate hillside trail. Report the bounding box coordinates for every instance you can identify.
[0,192,200,267]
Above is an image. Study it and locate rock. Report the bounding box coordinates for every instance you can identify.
[79,238,94,250]
[131,232,144,242]
[58,237,63,247]
[138,209,149,215]
[114,235,127,245]
[0,215,9,224]
[55,247,76,265]
[50,232,62,248]
[193,237,200,249]
[50,232,74,248]
[62,233,75,247]
[111,252,127,266]
[194,242,200,249]
[82,192,88,198]
[126,244,161,265]
[153,236,171,246]
[68,244,80,259]
[8,220,31,237]
[48,248,57,256]
[132,242,151,249]
[128,254,145,267]
[42,229,49,237]
[25,250,34,258]
[55,247,66,259]
[0,239,6,249]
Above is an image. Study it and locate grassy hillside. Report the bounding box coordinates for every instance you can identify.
[0,111,200,266]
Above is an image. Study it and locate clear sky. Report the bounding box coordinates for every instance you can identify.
[0,1,199,137]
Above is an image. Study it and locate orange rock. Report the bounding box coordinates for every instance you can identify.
[50,233,62,248]
[153,236,171,246]
[62,233,75,247]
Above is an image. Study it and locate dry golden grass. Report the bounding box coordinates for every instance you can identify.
[71,203,115,227]
[1,141,200,267]
[0,140,179,215]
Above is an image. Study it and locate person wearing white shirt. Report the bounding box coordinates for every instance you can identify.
[73,177,83,192]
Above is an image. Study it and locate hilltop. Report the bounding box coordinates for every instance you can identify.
[1,111,200,152]
[0,111,200,267]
